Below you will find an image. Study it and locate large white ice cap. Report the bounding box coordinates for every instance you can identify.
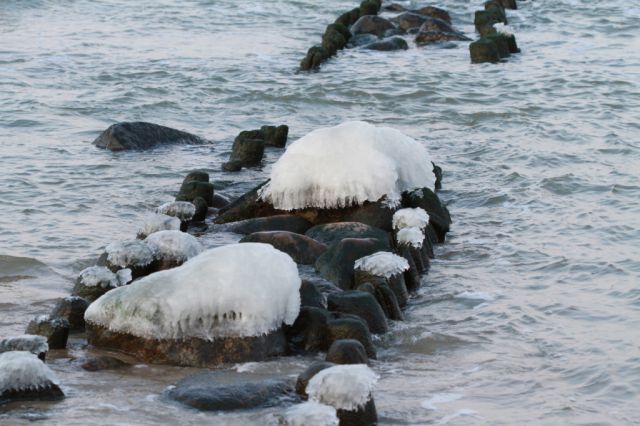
[260,121,434,210]
[306,364,379,411]
[0,351,58,393]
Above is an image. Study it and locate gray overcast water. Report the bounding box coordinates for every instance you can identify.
[1,0,639,424]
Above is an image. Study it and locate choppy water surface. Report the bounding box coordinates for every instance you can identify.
[1,0,639,424]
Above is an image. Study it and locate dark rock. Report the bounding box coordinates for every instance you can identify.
[80,355,129,372]
[315,238,390,290]
[296,361,335,398]
[71,269,119,303]
[191,197,208,222]
[499,0,517,10]
[432,162,443,190]
[338,398,378,426]
[50,296,89,331]
[92,122,205,151]
[214,180,277,223]
[485,0,508,24]
[180,170,209,185]
[486,34,511,58]
[326,318,376,359]
[364,37,409,51]
[0,383,64,405]
[355,270,409,308]
[228,133,265,168]
[261,124,289,147]
[357,280,403,321]
[286,307,330,353]
[229,215,313,235]
[418,16,460,34]
[240,231,327,265]
[326,339,368,364]
[177,171,214,206]
[399,245,421,292]
[415,31,469,45]
[300,45,329,71]
[222,160,243,172]
[401,187,451,242]
[25,316,69,350]
[86,323,287,367]
[470,37,501,63]
[211,193,231,209]
[350,15,395,37]
[474,7,506,36]
[327,291,388,334]
[385,3,406,12]
[359,0,380,16]
[413,6,451,24]
[349,33,379,47]
[300,280,326,309]
[336,8,361,27]
[322,25,348,55]
[167,372,294,411]
[306,222,390,246]
[394,12,429,31]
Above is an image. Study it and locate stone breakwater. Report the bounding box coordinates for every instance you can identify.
[2,120,452,425]
[469,0,521,64]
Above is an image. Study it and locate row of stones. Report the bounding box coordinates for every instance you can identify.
[469,0,521,63]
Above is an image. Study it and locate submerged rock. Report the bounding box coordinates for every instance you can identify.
[167,372,295,411]
[80,355,129,372]
[92,122,205,151]
[240,231,327,265]
[364,37,409,51]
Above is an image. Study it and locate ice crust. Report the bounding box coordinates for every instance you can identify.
[0,351,58,393]
[260,121,434,210]
[397,227,425,248]
[354,251,410,278]
[307,364,379,411]
[156,201,196,221]
[0,336,48,356]
[105,240,155,268]
[85,243,301,340]
[138,213,181,237]
[78,266,119,288]
[281,401,339,426]
[144,230,203,262]
[393,207,429,231]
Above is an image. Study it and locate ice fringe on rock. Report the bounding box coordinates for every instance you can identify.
[493,22,513,36]
[354,251,410,278]
[260,121,434,210]
[281,401,339,426]
[138,213,181,238]
[156,201,196,221]
[78,266,120,288]
[144,230,203,262]
[105,240,155,268]
[0,336,48,356]
[397,227,425,248]
[392,207,430,231]
[0,352,58,393]
[85,243,301,340]
[306,364,379,411]
[116,268,132,285]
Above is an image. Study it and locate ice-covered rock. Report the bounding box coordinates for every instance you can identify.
[24,315,69,350]
[144,230,203,265]
[260,121,434,210]
[354,251,410,278]
[86,243,300,340]
[396,227,425,248]
[156,201,196,221]
[104,240,155,269]
[137,213,181,239]
[493,22,513,36]
[0,336,48,359]
[392,207,429,231]
[306,364,379,411]
[72,266,130,302]
[0,351,64,403]
[281,401,339,426]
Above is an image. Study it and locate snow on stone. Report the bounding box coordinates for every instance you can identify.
[392,207,429,231]
[0,336,48,356]
[354,251,410,278]
[85,243,301,340]
[78,266,120,288]
[397,227,425,248]
[105,240,154,268]
[116,268,132,286]
[138,213,181,238]
[306,364,379,411]
[144,230,203,262]
[493,23,513,36]
[260,121,434,210]
[281,401,339,426]
[0,351,58,393]
[156,201,195,221]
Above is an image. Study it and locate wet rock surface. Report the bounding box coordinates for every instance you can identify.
[327,290,388,334]
[240,231,327,265]
[93,122,205,151]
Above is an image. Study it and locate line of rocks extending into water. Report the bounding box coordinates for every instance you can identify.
[469,0,521,63]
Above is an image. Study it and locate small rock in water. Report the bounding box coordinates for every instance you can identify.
[0,351,64,404]
[0,335,48,361]
[363,37,409,51]
[50,296,89,331]
[167,372,295,411]
[80,355,129,372]
[25,316,69,350]
[326,317,376,359]
[326,339,368,364]
[92,121,205,151]
[350,15,395,37]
